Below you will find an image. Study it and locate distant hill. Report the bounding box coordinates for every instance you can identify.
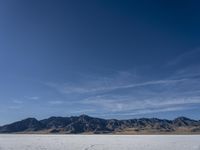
[0,115,200,134]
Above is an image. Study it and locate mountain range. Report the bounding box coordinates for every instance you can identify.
[0,115,200,134]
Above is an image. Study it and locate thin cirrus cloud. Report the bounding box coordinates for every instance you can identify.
[44,49,200,116]
[44,67,200,116]
[8,105,22,110]
[25,96,40,100]
[167,48,200,67]
[48,100,64,105]
[81,95,200,113]
[47,77,188,95]
[98,106,193,118]
[12,99,23,104]
[47,62,200,96]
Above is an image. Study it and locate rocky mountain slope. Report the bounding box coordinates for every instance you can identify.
[0,115,200,134]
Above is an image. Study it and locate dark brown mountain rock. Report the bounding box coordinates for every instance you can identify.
[0,115,200,134]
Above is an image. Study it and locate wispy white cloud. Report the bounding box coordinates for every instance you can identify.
[68,109,95,115]
[47,76,187,95]
[8,105,22,110]
[44,57,200,117]
[25,96,40,100]
[99,106,192,117]
[167,48,200,67]
[48,100,64,105]
[12,99,23,104]
[81,95,200,114]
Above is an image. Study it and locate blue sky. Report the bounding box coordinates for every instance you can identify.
[0,0,200,125]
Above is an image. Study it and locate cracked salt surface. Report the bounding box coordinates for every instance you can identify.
[0,135,200,150]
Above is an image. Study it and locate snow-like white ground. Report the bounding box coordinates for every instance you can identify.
[0,134,200,150]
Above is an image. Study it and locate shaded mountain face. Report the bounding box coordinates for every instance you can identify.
[0,118,44,133]
[172,117,199,127]
[0,115,200,134]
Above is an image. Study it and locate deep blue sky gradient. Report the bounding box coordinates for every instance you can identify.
[0,0,200,125]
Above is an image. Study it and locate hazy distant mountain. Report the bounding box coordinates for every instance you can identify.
[0,115,200,134]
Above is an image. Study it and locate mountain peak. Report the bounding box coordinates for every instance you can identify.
[80,114,89,117]
[174,116,192,121]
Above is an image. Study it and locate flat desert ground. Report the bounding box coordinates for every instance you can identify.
[0,134,200,150]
